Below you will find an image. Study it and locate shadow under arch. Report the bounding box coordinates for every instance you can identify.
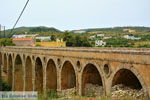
[110,67,148,96]
[14,54,24,91]
[8,54,13,88]
[46,59,57,90]
[61,61,76,90]
[3,53,7,73]
[35,57,43,93]
[25,56,33,91]
[112,68,142,89]
[81,63,103,96]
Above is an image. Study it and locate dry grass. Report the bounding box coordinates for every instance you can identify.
[134,41,150,46]
[46,95,149,100]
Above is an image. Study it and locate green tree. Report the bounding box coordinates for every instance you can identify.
[0,38,15,46]
[51,35,56,41]
[63,32,92,47]
[105,38,132,47]
[81,36,92,47]
[74,35,91,47]
[36,39,41,42]
[63,31,74,46]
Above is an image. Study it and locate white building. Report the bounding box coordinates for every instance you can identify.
[56,38,63,42]
[35,36,51,41]
[103,37,111,39]
[13,35,26,38]
[96,34,105,37]
[89,34,105,39]
[74,30,86,34]
[12,34,38,38]
[89,35,95,39]
[124,35,141,40]
[95,40,106,46]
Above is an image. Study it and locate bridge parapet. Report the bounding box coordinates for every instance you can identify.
[2,46,150,65]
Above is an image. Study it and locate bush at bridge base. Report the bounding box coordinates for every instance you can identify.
[46,89,58,99]
[2,80,11,91]
[38,89,58,100]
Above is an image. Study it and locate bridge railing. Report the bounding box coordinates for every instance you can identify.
[2,46,150,54]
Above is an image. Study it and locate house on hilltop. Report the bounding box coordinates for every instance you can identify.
[123,29,136,33]
[123,35,141,40]
[35,36,51,42]
[95,40,106,46]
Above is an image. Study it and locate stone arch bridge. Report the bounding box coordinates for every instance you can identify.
[0,46,150,97]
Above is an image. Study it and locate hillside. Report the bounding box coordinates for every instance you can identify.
[2,26,61,37]
[1,26,150,38]
[7,26,61,32]
[72,26,150,33]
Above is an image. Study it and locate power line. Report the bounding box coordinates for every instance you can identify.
[4,26,6,38]
[8,0,30,37]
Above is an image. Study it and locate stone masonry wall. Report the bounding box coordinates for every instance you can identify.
[0,47,150,97]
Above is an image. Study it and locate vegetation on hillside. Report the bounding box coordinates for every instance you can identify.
[1,26,150,48]
[63,31,92,47]
[1,26,62,37]
[29,27,60,32]
[76,26,150,33]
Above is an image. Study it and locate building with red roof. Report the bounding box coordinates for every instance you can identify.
[12,37,35,46]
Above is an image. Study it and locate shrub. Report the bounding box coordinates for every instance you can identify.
[46,89,58,99]
[2,80,11,91]
[36,44,42,47]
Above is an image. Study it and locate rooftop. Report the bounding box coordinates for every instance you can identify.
[12,38,34,41]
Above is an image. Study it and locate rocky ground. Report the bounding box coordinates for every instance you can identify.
[111,84,146,98]
[58,87,76,96]
[41,84,149,100]
[84,83,103,97]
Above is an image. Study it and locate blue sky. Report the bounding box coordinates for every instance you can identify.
[1,0,150,30]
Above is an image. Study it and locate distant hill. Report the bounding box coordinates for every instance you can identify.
[72,26,150,33]
[29,26,61,32]
[3,26,61,37]
[1,26,150,38]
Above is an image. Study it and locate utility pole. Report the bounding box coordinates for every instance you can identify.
[0,25,6,38]
[4,26,5,38]
[0,24,1,36]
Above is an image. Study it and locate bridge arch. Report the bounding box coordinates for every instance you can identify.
[25,56,33,91]
[0,52,2,66]
[81,63,104,96]
[3,53,7,73]
[61,60,76,90]
[110,66,148,95]
[14,54,24,91]
[8,54,13,88]
[35,57,43,92]
[46,59,57,90]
